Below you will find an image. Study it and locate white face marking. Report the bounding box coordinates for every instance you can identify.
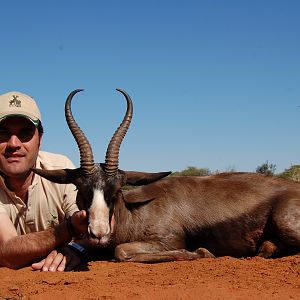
[88,188,110,239]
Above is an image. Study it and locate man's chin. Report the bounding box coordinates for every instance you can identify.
[1,166,32,178]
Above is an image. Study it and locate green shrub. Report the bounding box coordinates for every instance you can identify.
[279,165,300,182]
[256,161,276,176]
[171,166,211,177]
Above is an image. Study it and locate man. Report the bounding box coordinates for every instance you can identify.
[0,91,88,271]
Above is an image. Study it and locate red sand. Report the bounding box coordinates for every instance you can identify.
[0,255,299,299]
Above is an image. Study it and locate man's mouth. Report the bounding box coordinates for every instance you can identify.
[4,153,24,162]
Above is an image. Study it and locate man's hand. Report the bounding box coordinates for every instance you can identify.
[31,211,88,272]
[31,247,82,272]
[70,210,88,236]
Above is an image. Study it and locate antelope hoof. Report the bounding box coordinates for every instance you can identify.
[195,247,216,258]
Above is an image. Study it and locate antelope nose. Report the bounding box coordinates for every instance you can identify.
[89,230,98,239]
[88,224,110,239]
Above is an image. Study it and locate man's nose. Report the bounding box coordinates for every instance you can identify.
[6,134,22,148]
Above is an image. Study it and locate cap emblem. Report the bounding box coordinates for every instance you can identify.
[9,95,21,108]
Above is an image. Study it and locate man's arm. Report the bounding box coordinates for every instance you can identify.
[0,211,87,269]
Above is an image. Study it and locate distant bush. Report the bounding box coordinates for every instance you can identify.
[256,161,276,176]
[171,166,211,177]
[279,165,300,182]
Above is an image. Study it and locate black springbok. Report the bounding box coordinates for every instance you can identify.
[33,89,300,262]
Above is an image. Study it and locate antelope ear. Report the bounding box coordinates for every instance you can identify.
[123,170,171,186]
[32,168,81,184]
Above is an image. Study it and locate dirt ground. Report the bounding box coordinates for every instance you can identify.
[0,255,299,300]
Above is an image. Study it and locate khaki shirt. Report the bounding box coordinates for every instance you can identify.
[0,151,78,235]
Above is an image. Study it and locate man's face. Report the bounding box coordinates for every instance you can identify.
[0,116,41,178]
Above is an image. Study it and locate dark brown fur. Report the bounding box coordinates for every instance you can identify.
[110,173,300,262]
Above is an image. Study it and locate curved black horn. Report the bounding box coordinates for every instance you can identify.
[65,89,96,175]
[104,89,133,177]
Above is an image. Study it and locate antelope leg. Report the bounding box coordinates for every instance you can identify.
[115,242,215,262]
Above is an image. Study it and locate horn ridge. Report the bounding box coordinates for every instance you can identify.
[65,89,96,175]
[104,89,133,177]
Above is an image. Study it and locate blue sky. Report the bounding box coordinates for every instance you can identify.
[1,0,299,173]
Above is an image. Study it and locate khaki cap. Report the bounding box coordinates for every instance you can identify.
[0,91,41,126]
